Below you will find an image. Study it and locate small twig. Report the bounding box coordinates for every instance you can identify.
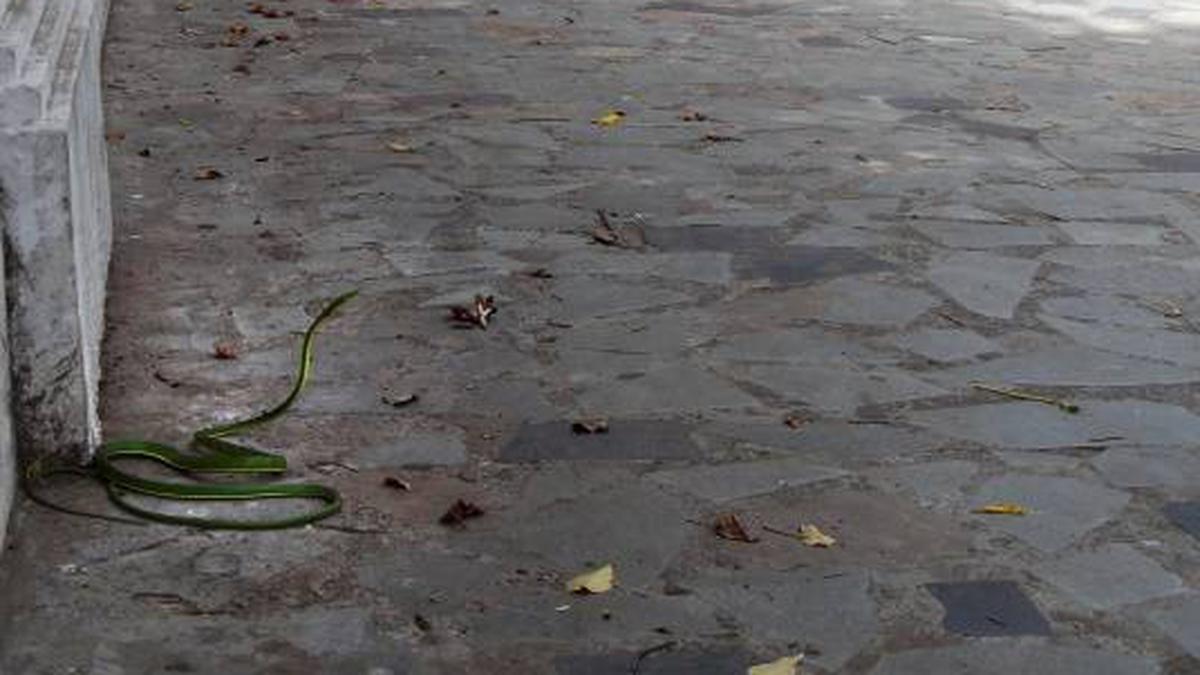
[970,382,1079,413]
[847,418,892,425]
[630,641,677,674]
[936,310,966,327]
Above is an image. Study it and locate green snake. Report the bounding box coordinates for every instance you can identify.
[24,291,356,530]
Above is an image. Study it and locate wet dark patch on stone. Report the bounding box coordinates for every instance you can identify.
[554,648,750,674]
[885,96,971,112]
[1164,501,1200,540]
[800,35,854,48]
[734,246,894,284]
[900,113,1040,143]
[1129,153,1200,173]
[926,581,1051,637]
[500,419,701,461]
[641,0,788,16]
[645,225,782,253]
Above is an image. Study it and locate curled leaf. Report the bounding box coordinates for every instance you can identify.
[974,502,1027,516]
[571,418,609,434]
[387,139,415,153]
[713,513,759,543]
[567,563,614,594]
[748,654,804,675]
[212,341,239,360]
[797,524,836,548]
[193,167,224,180]
[448,295,497,329]
[591,110,626,128]
[439,499,485,527]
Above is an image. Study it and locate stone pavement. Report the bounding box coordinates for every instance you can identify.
[4,0,1200,672]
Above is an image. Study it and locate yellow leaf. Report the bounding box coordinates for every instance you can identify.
[748,654,804,675]
[974,503,1027,516]
[566,563,614,594]
[386,139,414,153]
[592,110,627,128]
[797,524,836,548]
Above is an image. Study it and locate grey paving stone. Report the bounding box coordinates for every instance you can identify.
[574,364,760,416]
[647,456,847,502]
[1146,594,1200,659]
[500,483,691,588]
[905,203,1007,222]
[734,245,894,285]
[893,328,1000,363]
[549,277,694,321]
[730,277,938,328]
[698,418,948,465]
[1057,221,1175,246]
[554,648,751,675]
[550,250,734,286]
[872,642,1162,675]
[731,363,947,415]
[1040,313,1200,367]
[867,460,978,510]
[925,581,1051,636]
[351,428,467,467]
[689,570,877,671]
[926,251,1040,319]
[708,326,895,365]
[500,419,701,461]
[913,222,1053,248]
[928,347,1200,386]
[908,400,1200,449]
[1034,544,1184,610]
[972,475,1130,552]
[1092,447,1200,490]
[1039,294,1175,330]
[1163,501,1200,540]
[786,225,900,247]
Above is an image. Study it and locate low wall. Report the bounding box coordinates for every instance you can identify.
[0,0,112,544]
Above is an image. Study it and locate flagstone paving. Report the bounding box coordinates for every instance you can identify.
[4,0,1200,672]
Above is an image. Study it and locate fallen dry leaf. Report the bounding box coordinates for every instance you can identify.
[591,109,626,128]
[382,476,411,491]
[382,392,419,408]
[448,295,497,329]
[679,109,709,122]
[194,167,224,180]
[566,563,615,594]
[973,502,1027,516]
[797,524,836,548]
[212,341,239,360]
[439,499,485,527]
[713,513,759,543]
[748,654,804,675]
[590,210,646,249]
[783,412,810,430]
[387,139,415,153]
[571,418,609,434]
[703,132,743,143]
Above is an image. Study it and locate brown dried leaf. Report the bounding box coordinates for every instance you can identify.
[713,513,759,543]
[382,476,412,491]
[680,109,709,122]
[194,167,224,180]
[703,132,743,143]
[447,295,497,330]
[439,499,485,527]
[212,341,239,360]
[571,418,609,434]
[783,412,810,429]
[590,210,645,249]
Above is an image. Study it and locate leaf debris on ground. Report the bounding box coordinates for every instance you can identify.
[566,563,615,594]
[973,502,1027,516]
[193,167,224,180]
[679,109,709,122]
[439,499,485,527]
[703,132,743,143]
[783,412,810,429]
[713,513,759,543]
[748,654,804,675]
[591,109,626,128]
[382,476,411,491]
[970,382,1079,413]
[382,392,419,408]
[590,209,646,249]
[386,138,415,153]
[448,294,496,329]
[571,418,609,434]
[765,523,836,547]
[212,341,239,360]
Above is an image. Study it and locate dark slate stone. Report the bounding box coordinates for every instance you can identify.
[734,246,894,285]
[555,647,750,674]
[926,581,1051,637]
[500,420,701,462]
[1129,152,1200,173]
[1164,501,1200,540]
[645,225,781,253]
